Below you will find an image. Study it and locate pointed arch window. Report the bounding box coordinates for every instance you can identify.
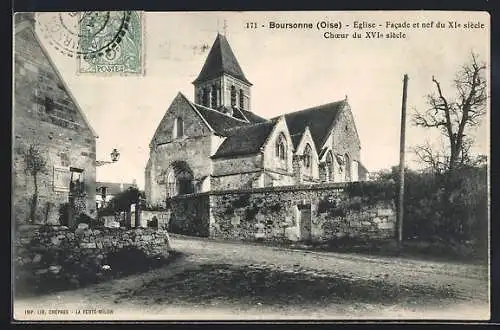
[202,88,210,107]
[275,133,287,161]
[211,85,218,108]
[239,89,244,109]
[303,144,312,169]
[230,86,236,107]
[174,117,184,138]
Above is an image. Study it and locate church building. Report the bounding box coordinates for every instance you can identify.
[145,33,368,206]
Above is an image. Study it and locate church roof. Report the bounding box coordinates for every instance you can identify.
[212,121,276,159]
[192,33,252,85]
[238,108,268,123]
[192,103,251,135]
[273,100,346,151]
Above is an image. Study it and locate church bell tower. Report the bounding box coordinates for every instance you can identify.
[192,33,253,114]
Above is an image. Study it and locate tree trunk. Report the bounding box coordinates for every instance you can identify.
[30,174,38,223]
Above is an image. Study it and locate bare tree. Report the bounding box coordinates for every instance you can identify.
[413,52,487,172]
[24,144,47,223]
[413,141,449,174]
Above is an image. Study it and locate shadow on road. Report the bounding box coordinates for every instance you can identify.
[115,262,459,308]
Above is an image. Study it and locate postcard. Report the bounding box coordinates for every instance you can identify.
[12,10,490,321]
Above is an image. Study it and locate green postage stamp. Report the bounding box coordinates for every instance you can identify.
[77,11,144,75]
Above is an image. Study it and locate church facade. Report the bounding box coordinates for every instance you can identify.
[145,33,368,206]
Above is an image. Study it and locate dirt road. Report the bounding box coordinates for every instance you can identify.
[14,235,489,321]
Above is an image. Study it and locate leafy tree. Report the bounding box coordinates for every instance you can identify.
[24,144,47,223]
[100,187,143,215]
[413,53,487,173]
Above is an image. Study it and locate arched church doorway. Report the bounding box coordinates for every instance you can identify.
[166,161,194,197]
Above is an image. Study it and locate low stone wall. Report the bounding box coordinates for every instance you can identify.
[14,224,172,291]
[159,182,396,243]
[140,210,170,229]
[209,182,396,242]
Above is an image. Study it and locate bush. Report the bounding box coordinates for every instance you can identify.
[375,165,488,247]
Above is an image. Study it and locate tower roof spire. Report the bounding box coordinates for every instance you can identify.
[192,34,252,85]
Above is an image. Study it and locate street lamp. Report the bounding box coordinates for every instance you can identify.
[96,148,120,166]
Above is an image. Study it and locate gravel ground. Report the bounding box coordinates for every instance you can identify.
[13,235,489,321]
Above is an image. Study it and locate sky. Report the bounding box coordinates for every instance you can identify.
[33,11,490,189]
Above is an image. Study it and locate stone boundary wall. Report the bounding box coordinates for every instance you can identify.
[167,194,210,237]
[140,210,170,229]
[14,225,172,287]
[161,182,396,243]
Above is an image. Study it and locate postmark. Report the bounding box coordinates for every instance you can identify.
[77,11,144,75]
[36,12,133,60]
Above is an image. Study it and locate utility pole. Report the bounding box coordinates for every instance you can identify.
[398,74,409,252]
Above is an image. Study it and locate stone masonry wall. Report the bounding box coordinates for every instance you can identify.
[168,194,210,237]
[13,25,96,226]
[328,105,361,181]
[209,183,396,242]
[14,225,172,291]
[146,94,214,205]
[160,182,396,243]
[140,210,171,229]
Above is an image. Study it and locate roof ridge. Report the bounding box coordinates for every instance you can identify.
[270,99,347,121]
[288,99,346,116]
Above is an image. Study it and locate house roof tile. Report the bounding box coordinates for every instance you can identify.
[238,108,268,123]
[273,100,346,151]
[192,103,252,135]
[212,121,276,158]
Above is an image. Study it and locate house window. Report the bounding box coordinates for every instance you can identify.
[174,117,184,138]
[239,89,244,109]
[69,167,85,195]
[275,133,287,161]
[303,144,312,168]
[44,96,54,113]
[211,85,218,108]
[230,86,236,107]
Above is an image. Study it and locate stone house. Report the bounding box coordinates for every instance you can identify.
[13,13,97,226]
[145,33,368,206]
